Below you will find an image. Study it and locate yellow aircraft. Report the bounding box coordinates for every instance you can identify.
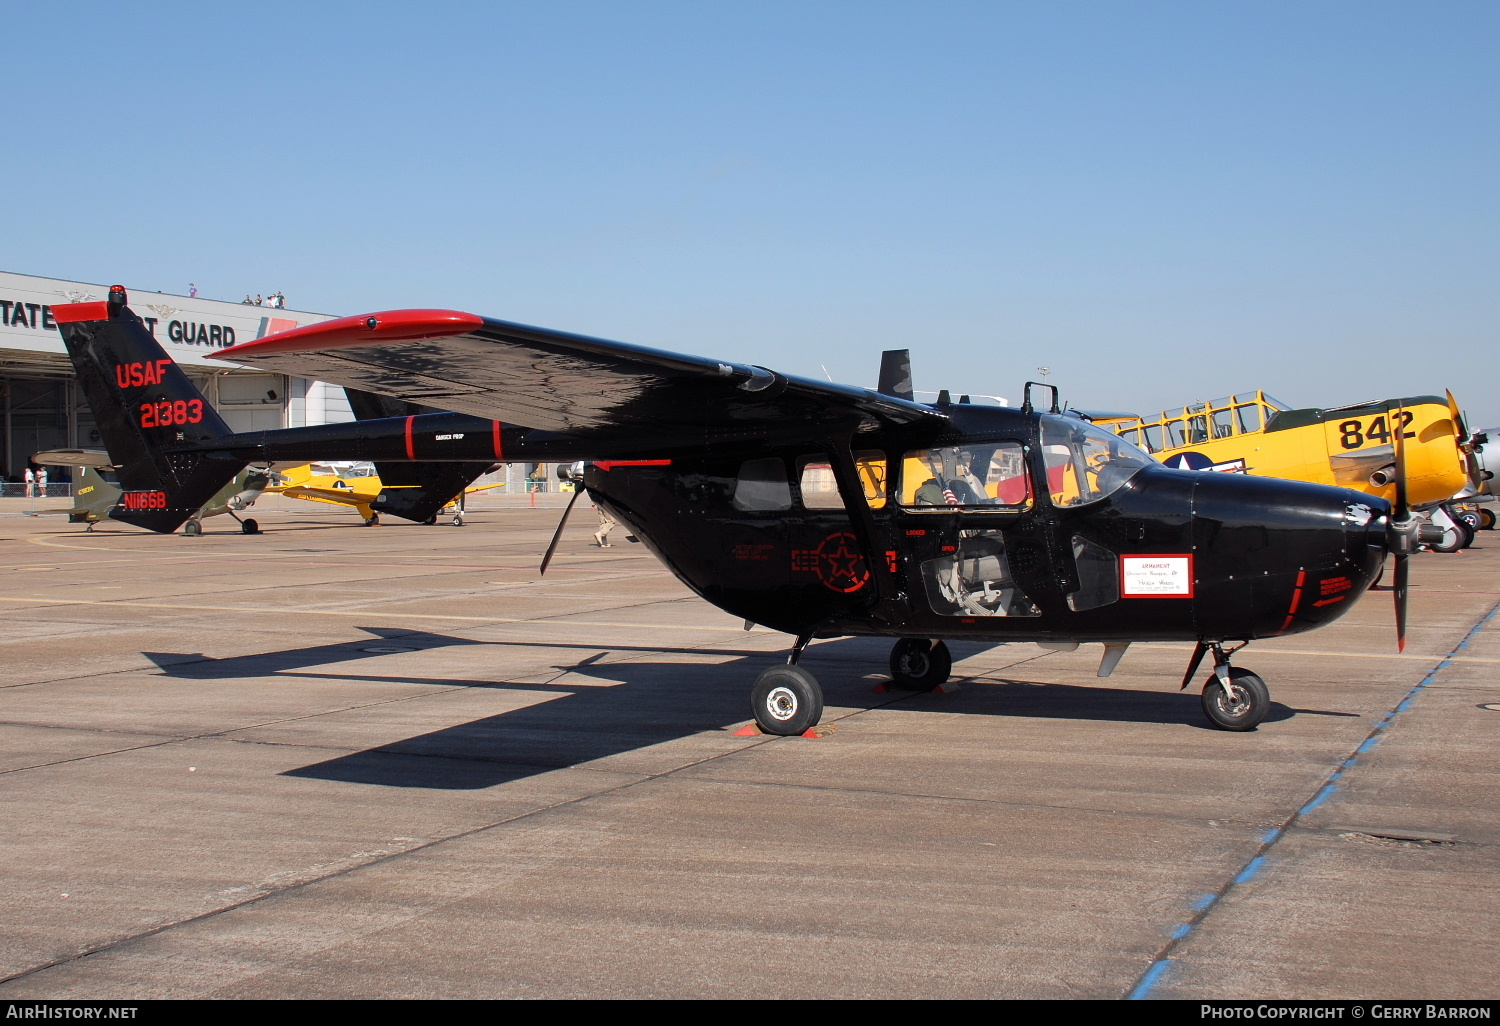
[270,462,494,526]
[1096,390,1481,547]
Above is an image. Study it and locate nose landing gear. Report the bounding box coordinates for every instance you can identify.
[1183,641,1270,731]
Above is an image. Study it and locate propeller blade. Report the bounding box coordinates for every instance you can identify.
[1393,552,1409,653]
[1388,402,1411,652]
[1446,389,1467,440]
[539,487,586,576]
[1391,403,1408,521]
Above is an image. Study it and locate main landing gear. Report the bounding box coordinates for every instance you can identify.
[751,634,824,735]
[750,635,959,735]
[889,638,952,692]
[1184,641,1270,731]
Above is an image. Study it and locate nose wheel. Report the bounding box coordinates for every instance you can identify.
[1201,667,1270,731]
[1183,642,1271,731]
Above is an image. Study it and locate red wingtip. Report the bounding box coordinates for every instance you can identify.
[209,309,484,360]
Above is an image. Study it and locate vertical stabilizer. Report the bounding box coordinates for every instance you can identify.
[53,287,242,533]
[877,349,914,401]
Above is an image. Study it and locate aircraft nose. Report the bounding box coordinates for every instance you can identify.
[1189,473,1390,637]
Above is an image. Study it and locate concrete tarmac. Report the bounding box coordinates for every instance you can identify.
[0,505,1495,999]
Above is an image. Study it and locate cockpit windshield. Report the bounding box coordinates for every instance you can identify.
[1040,415,1152,506]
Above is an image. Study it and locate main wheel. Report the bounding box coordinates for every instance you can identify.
[1479,508,1496,531]
[240,518,258,535]
[751,665,824,736]
[423,515,438,525]
[1202,668,1270,732]
[182,519,202,537]
[888,638,953,691]
[363,514,380,527]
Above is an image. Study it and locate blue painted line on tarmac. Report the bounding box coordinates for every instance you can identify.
[1123,597,1500,1001]
[1233,856,1266,886]
[1128,959,1173,1000]
[1300,783,1337,815]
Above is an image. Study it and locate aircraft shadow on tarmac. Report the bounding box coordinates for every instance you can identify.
[141,630,1353,790]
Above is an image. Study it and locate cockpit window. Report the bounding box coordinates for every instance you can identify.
[899,442,1031,510]
[1041,416,1151,506]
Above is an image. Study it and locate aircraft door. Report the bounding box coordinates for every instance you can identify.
[895,442,1045,622]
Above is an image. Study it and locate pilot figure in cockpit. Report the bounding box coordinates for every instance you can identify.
[915,449,987,505]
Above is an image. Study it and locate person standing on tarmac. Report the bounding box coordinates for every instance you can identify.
[593,504,617,547]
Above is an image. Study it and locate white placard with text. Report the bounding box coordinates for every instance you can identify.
[1120,555,1194,598]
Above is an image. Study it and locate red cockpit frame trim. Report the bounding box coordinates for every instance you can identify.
[210,309,485,360]
[51,302,112,324]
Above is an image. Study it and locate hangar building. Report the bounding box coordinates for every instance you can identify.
[0,271,348,481]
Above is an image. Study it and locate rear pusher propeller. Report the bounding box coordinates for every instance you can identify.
[539,486,587,576]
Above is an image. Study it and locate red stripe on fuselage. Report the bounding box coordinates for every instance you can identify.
[492,420,504,460]
[404,416,415,460]
[1280,570,1307,631]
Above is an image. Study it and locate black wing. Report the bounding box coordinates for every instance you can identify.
[210,309,944,437]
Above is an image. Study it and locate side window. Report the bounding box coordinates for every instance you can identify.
[1042,441,1083,505]
[1140,424,1163,453]
[1165,420,1186,448]
[797,457,844,509]
[1212,409,1235,439]
[899,443,1030,510]
[1188,415,1209,444]
[854,451,887,509]
[1067,536,1120,611]
[733,458,792,511]
[1236,405,1263,434]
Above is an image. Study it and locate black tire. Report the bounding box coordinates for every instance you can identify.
[363,514,379,527]
[240,518,258,535]
[182,519,202,537]
[1479,508,1496,531]
[888,638,953,691]
[751,664,824,736]
[423,515,438,525]
[1202,668,1270,732]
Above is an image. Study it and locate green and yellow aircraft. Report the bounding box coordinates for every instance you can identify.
[30,449,271,534]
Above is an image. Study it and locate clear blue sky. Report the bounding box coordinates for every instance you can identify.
[5,1,1496,424]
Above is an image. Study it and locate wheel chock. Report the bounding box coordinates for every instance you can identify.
[871,682,890,693]
[732,723,836,738]
[933,682,962,694]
